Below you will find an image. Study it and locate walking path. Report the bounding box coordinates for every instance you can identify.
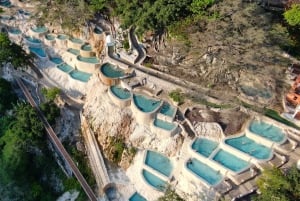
[16,77,98,201]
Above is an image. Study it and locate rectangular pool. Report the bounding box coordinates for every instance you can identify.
[187,158,223,186]
[212,149,250,172]
[225,135,272,160]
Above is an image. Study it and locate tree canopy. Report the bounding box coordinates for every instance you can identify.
[284,4,300,27]
[0,33,33,68]
[255,166,300,201]
[0,78,17,115]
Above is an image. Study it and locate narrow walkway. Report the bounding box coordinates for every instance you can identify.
[81,114,111,190]
[129,27,145,64]
[15,77,98,201]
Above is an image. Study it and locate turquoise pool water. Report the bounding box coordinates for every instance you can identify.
[133,94,161,113]
[78,56,99,63]
[213,149,250,172]
[57,63,74,73]
[101,63,124,78]
[67,48,80,55]
[57,34,68,40]
[110,86,131,99]
[29,47,46,57]
[159,102,175,117]
[31,26,48,33]
[0,0,12,7]
[249,120,285,143]
[192,138,218,158]
[142,169,167,191]
[145,150,173,177]
[82,44,92,51]
[8,28,21,35]
[25,36,41,44]
[69,70,92,83]
[70,37,83,44]
[187,158,223,186]
[154,119,176,131]
[225,135,272,160]
[50,57,63,64]
[94,27,103,34]
[129,192,147,201]
[45,34,55,40]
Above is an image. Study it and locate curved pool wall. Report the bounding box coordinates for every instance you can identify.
[224,134,273,161]
[108,85,132,108]
[99,62,125,86]
[68,37,84,49]
[93,26,104,40]
[150,118,179,138]
[80,44,95,57]
[76,55,100,74]
[184,158,223,187]
[50,57,63,65]
[247,120,286,145]
[44,34,56,46]
[29,26,48,37]
[29,47,47,60]
[24,36,42,47]
[8,27,21,35]
[129,192,147,201]
[131,93,163,125]
[56,34,69,48]
[69,70,92,83]
[144,150,173,177]
[141,169,167,192]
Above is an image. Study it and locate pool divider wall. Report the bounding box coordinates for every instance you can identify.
[44,34,56,46]
[156,112,175,123]
[221,133,274,162]
[142,150,174,179]
[130,94,163,125]
[56,34,69,49]
[98,70,120,86]
[76,56,100,74]
[245,129,278,148]
[24,37,42,48]
[150,119,179,138]
[188,141,229,176]
[80,45,96,57]
[140,169,167,193]
[63,51,78,69]
[67,38,84,50]
[29,26,48,38]
[107,86,132,108]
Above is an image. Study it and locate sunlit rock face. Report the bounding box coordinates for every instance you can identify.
[82,79,183,168]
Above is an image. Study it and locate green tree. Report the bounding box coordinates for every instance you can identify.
[0,33,33,68]
[255,166,300,201]
[40,101,60,126]
[158,186,184,201]
[190,0,215,15]
[0,78,17,115]
[284,4,300,27]
[41,87,61,101]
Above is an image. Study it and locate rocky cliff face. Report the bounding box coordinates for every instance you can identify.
[82,77,183,169]
[144,0,292,108]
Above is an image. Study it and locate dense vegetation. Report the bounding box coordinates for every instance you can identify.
[255,166,300,201]
[0,92,60,200]
[0,33,32,68]
[0,78,17,115]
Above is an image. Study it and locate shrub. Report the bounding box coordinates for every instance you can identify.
[169,89,184,104]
